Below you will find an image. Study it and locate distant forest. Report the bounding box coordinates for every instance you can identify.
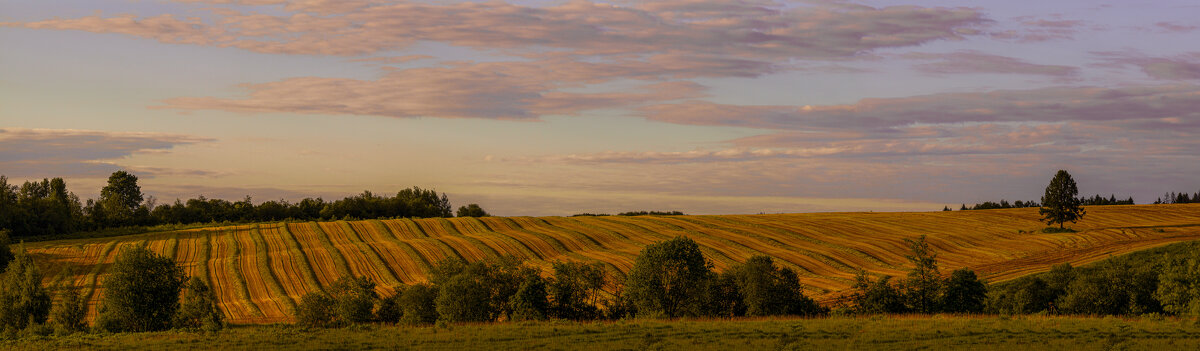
[951,194,1137,211]
[0,171,485,239]
[1154,191,1200,204]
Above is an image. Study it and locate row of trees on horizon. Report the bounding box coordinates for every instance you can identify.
[0,171,490,239]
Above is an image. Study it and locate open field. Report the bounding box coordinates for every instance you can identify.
[6,316,1200,350]
[24,204,1200,324]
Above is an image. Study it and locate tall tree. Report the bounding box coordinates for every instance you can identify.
[902,235,942,313]
[624,236,713,318]
[99,171,145,226]
[1038,170,1085,229]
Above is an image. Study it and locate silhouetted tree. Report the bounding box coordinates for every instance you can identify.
[902,235,942,313]
[456,204,490,217]
[98,171,145,226]
[1039,170,1085,229]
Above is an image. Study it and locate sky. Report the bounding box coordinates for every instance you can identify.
[1,0,1198,216]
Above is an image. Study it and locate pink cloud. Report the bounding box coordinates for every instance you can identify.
[1094,51,1200,81]
[640,85,1200,131]
[901,50,1079,80]
[157,61,708,119]
[0,128,214,178]
[6,1,987,59]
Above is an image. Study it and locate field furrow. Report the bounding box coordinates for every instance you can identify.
[240,226,295,321]
[209,230,260,321]
[351,220,429,283]
[260,223,322,302]
[318,222,402,293]
[287,222,351,287]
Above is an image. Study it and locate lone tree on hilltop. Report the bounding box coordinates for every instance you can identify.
[1039,170,1085,229]
[99,171,144,226]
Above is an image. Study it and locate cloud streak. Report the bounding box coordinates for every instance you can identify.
[0,128,214,178]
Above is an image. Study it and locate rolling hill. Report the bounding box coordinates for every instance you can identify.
[24,204,1200,324]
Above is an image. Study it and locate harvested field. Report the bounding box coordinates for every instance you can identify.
[25,204,1200,324]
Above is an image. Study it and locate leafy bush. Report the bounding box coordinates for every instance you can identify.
[95,247,185,332]
[50,287,87,334]
[547,261,605,320]
[1155,249,1200,317]
[727,256,824,317]
[436,272,494,323]
[398,284,439,326]
[0,230,13,272]
[295,292,337,328]
[174,277,223,331]
[625,236,713,318]
[850,271,906,314]
[456,204,489,217]
[1059,260,1159,315]
[942,268,988,313]
[0,245,51,331]
[432,258,537,323]
[509,275,549,321]
[330,276,378,324]
[376,287,404,324]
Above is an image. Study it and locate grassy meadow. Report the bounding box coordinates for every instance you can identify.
[6,315,1199,350]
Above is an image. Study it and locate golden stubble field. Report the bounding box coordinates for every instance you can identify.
[24,204,1200,324]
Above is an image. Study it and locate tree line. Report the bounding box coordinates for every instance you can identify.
[1154,191,1200,204]
[0,172,489,239]
[571,211,687,217]
[951,194,1134,211]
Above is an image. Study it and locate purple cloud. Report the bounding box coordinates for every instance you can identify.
[901,50,1080,80]
[1095,51,1200,81]
[0,128,214,178]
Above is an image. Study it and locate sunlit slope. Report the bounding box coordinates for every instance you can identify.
[26,204,1200,324]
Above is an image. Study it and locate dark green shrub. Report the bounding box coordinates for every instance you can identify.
[0,230,13,273]
[985,276,1054,315]
[1059,261,1159,315]
[547,261,605,320]
[50,287,87,334]
[295,292,337,328]
[942,268,988,313]
[431,258,537,323]
[95,247,185,332]
[174,277,223,331]
[509,275,549,321]
[398,284,438,326]
[1156,250,1200,316]
[376,287,405,324]
[435,273,492,323]
[0,245,51,331]
[625,236,713,318]
[850,271,906,314]
[727,256,824,317]
[330,276,378,324]
[707,270,743,317]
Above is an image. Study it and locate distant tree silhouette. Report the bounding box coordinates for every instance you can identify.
[1039,170,1085,229]
[98,171,145,226]
[456,204,489,217]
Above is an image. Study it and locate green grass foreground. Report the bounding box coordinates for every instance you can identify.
[6,316,1200,350]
